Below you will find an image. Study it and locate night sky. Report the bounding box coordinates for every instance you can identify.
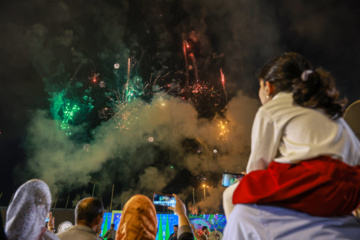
[1,0,360,211]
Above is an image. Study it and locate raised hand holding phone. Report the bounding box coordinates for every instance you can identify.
[168,194,195,239]
[153,193,176,207]
[168,194,186,216]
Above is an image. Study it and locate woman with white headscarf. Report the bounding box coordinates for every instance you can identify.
[5,179,59,240]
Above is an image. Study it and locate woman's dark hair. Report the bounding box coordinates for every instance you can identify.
[258,52,347,119]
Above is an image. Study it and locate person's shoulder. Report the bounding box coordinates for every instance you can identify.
[57,232,100,240]
[262,92,293,111]
[42,229,60,240]
[56,229,73,239]
[57,225,99,240]
[261,92,314,121]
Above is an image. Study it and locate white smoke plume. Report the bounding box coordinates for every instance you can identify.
[23,91,258,211]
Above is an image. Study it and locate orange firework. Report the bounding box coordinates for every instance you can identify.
[218,120,229,139]
[183,40,190,87]
[189,53,199,83]
[220,68,227,102]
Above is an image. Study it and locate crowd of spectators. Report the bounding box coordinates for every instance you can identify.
[3,177,360,240]
[1,179,196,240]
[2,52,360,240]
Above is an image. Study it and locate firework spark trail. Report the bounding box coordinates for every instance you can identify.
[144,72,172,97]
[69,58,96,82]
[105,57,150,132]
[183,40,190,88]
[220,68,227,102]
[125,58,131,102]
[90,73,100,83]
[189,53,199,84]
[70,61,85,82]
[108,90,147,132]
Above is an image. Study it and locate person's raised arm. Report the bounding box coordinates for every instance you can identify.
[103,229,109,238]
[47,212,55,232]
[190,224,204,240]
[168,194,194,240]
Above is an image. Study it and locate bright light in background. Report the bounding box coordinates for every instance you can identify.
[114,63,120,69]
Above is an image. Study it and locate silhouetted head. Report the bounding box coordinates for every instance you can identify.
[75,197,104,234]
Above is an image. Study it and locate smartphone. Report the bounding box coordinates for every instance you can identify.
[153,193,176,207]
[222,172,245,187]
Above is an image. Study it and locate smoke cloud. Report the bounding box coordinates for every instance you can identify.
[23,91,258,212]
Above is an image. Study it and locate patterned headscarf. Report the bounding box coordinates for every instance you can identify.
[116,195,157,240]
[6,179,52,240]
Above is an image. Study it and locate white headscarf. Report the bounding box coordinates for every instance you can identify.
[5,179,57,240]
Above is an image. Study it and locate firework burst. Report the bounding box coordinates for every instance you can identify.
[217,120,229,140]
